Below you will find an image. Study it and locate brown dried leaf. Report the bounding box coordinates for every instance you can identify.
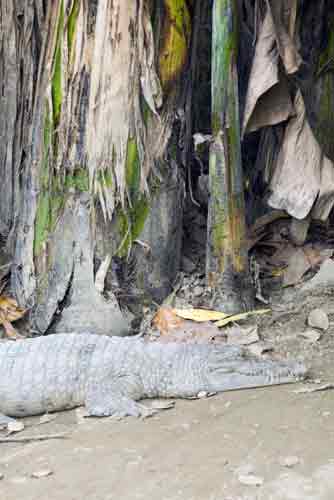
[242,9,293,135]
[269,0,301,74]
[303,246,333,269]
[0,296,26,324]
[283,248,310,287]
[268,91,334,220]
[270,245,334,287]
[0,296,26,339]
[152,307,185,335]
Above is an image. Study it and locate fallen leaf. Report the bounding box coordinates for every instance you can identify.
[172,307,229,322]
[152,307,185,335]
[215,309,271,328]
[0,296,26,322]
[0,295,26,339]
[283,248,310,287]
[152,307,227,343]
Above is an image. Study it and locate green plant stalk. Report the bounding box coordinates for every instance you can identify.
[158,0,191,91]
[206,0,248,306]
[52,0,64,129]
[68,0,80,57]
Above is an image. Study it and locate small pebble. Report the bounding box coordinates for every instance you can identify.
[7,421,25,434]
[307,309,329,331]
[238,474,264,486]
[279,456,300,468]
[31,469,53,479]
[0,473,4,480]
[299,329,322,343]
[193,286,204,297]
[322,411,331,418]
[236,464,255,475]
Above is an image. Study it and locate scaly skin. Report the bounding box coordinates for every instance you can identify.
[0,334,307,418]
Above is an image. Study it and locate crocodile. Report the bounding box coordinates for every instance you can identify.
[0,333,307,419]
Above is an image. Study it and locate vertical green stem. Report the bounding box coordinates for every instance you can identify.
[206,0,250,312]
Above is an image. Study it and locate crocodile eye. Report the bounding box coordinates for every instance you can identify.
[14,405,27,415]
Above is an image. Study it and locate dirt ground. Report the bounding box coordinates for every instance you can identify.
[2,285,334,500]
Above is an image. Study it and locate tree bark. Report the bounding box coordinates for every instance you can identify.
[2,0,332,335]
[0,0,190,335]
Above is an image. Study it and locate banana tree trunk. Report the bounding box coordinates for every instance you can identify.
[206,0,252,313]
[0,0,190,335]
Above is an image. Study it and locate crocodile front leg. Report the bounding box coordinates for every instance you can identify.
[85,374,156,418]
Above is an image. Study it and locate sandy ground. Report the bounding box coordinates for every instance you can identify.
[1,382,334,500]
[1,288,334,500]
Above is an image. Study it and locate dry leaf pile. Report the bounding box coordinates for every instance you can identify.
[151,306,270,345]
[248,213,334,289]
[0,296,26,339]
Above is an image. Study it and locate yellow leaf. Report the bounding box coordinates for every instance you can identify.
[0,295,26,325]
[172,308,229,322]
[215,309,271,327]
[271,268,285,277]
